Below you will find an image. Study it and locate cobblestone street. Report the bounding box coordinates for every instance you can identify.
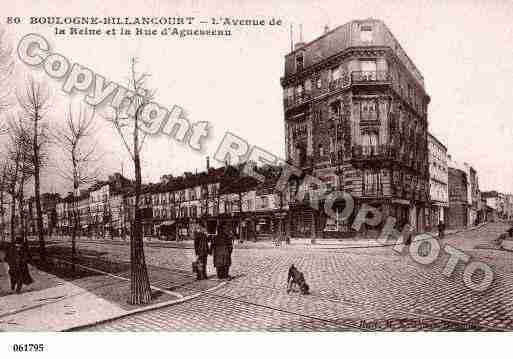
[42,222,510,331]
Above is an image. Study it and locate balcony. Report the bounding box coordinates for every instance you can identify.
[351,144,427,172]
[362,185,384,198]
[285,71,393,112]
[351,71,391,84]
[351,144,399,162]
[328,76,351,91]
[284,92,312,109]
[359,117,381,128]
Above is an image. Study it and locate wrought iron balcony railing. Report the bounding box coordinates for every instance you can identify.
[352,144,398,159]
[284,92,312,108]
[351,71,391,83]
[362,185,383,197]
[328,76,351,91]
[285,71,394,110]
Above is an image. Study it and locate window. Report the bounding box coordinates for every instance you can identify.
[296,84,304,96]
[295,53,304,72]
[360,60,377,79]
[329,101,340,117]
[362,132,379,154]
[360,25,373,42]
[305,79,312,92]
[364,170,380,195]
[225,201,232,213]
[259,196,269,209]
[330,66,340,82]
[319,144,324,157]
[287,87,293,99]
[361,100,377,121]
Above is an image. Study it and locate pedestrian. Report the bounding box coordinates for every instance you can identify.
[193,221,209,280]
[6,234,33,294]
[211,221,233,280]
[437,220,445,239]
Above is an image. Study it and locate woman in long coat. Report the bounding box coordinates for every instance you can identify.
[6,240,33,293]
[211,221,233,279]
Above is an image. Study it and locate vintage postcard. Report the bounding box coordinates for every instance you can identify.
[0,0,512,356]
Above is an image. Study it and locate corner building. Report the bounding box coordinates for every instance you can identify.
[281,19,430,236]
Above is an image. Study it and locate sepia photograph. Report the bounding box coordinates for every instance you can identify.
[0,0,512,357]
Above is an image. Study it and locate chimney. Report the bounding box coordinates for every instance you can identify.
[294,23,305,50]
[206,156,210,170]
[324,25,330,34]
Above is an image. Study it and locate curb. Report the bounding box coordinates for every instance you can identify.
[44,256,230,331]
[4,255,229,332]
[63,280,228,332]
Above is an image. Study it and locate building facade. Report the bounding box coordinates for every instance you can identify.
[469,166,480,225]
[427,133,448,229]
[448,167,468,229]
[281,19,430,236]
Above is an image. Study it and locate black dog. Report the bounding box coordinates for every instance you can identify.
[287,264,310,295]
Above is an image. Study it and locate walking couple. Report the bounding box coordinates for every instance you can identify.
[192,220,233,281]
[1,232,34,294]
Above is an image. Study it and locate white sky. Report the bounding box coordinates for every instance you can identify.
[3,0,513,195]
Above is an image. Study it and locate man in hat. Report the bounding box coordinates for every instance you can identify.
[193,220,209,280]
[211,221,234,279]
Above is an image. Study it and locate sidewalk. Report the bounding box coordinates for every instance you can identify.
[0,249,226,331]
[47,224,486,251]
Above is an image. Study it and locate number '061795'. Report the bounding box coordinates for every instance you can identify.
[12,344,45,352]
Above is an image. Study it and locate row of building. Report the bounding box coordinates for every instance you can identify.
[2,146,511,243]
[1,18,512,241]
[428,134,513,230]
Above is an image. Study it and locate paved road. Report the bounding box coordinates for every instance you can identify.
[51,222,513,331]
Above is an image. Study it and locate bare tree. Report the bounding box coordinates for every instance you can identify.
[55,102,100,269]
[3,114,33,243]
[17,77,51,261]
[104,58,153,304]
[0,162,9,242]
[0,26,14,119]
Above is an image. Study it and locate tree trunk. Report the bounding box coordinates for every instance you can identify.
[9,194,16,243]
[0,187,5,243]
[238,192,243,242]
[9,161,19,244]
[129,111,152,305]
[71,193,77,272]
[17,174,31,259]
[33,118,46,262]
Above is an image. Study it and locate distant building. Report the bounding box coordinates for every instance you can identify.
[448,156,480,227]
[505,194,513,220]
[448,167,468,229]
[427,133,448,229]
[23,193,60,236]
[480,190,499,222]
